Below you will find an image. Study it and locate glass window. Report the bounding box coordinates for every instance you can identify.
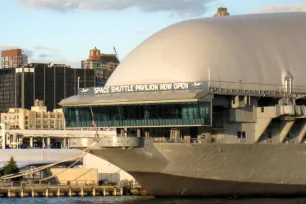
[237,131,247,139]
[64,102,211,128]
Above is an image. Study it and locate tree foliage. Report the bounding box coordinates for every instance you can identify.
[3,157,19,176]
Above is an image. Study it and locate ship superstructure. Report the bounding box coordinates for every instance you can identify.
[60,13,306,197]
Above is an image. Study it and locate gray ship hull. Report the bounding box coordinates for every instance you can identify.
[129,172,306,197]
[91,139,306,197]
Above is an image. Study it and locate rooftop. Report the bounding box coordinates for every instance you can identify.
[106,13,306,88]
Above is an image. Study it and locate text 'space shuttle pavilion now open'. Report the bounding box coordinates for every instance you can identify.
[60,12,306,197]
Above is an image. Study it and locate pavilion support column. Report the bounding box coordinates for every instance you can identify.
[137,129,141,138]
[30,137,33,148]
[62,138,67,149]
[145,129,150,138]
[120,129,124,137]
[42,138,46,149]
[47,137,51,149]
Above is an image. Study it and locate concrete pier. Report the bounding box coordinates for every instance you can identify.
[0,185,124,198]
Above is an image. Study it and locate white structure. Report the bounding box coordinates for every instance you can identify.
[107,13,306,91]
[83,153,135,182]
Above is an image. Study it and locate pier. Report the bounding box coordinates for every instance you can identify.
[0,181,125,198]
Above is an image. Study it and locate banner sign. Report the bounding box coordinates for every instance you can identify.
[78,81,208,96]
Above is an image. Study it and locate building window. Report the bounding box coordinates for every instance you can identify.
[64,102,211,128]
[237,131,247,139]
[261,107,264,113]
[267,132,272,139]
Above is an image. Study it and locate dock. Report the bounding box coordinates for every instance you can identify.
[0,181,125,198]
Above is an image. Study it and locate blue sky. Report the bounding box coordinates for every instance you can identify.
[0,0,305,67]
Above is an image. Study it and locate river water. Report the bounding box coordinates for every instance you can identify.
[1,196,306,204]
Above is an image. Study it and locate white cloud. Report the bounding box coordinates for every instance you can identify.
[258,3,306,13]
[0,45,79,67]
[135,30,154,35]
[32,46,58,52]
[15,0,214,17]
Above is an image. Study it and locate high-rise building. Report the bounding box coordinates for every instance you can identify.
[213,7,230,17]
[1,49,28,68]
[81,47,120,87]
[0,63,95,113]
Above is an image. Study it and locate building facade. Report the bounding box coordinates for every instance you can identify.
[81,47,120,87]
[1,100,65,130]
[213,7,230,16]
[1,49,28,68]
[0,63,95,113]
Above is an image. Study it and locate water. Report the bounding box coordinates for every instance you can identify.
[0,196,306,204]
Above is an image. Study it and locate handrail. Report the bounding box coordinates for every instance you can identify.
[152,137,219,144]
[0,180,97,187]
[209,80,306,94]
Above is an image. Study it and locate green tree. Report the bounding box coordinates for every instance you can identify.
[3,157,19,176]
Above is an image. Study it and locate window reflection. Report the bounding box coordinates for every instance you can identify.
[64,102,211,127]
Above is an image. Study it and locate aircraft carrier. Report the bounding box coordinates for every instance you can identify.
[60,12,306,197]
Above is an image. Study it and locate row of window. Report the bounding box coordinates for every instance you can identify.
[237,131,247,139]
[64,102,211,128]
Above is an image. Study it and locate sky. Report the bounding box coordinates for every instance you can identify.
[0,0,305,68]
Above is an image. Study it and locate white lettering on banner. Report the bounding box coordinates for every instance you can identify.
[159,83,173,91]
[135,84,158,92]
[94,87,110,94]
[174,83,189,90]
[85,81,206,96]
[109,85,135,93]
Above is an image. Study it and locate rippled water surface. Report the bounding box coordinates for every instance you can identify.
[1,196,306,204]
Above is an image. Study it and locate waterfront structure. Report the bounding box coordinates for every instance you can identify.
[0,63,95,113]
[213,7,230,16]
[1,49,28,68]
[81,47,120,87]
[0,100,65,130]
[60,13,306,197]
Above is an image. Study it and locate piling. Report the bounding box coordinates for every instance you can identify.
[68,188,72,197]
[0,182,139,198]
[92,187,96,196]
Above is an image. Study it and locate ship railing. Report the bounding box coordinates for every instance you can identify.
[0,180,97,187]
[208,80,306,95]
[152,137,217,144]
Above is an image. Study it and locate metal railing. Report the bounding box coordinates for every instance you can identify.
[0,180,97,188]
[152,137,218,144]
[209,80,306,94]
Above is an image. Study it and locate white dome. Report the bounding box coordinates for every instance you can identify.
[107,13,306,88]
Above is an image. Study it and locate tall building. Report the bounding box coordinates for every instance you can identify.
[81,47,120,87]
[0,63,95,113]
[213,7,230,16]
[1,49,28,68]
[0,100,65,130]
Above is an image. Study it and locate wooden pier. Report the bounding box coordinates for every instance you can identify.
[0,181,124,198]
